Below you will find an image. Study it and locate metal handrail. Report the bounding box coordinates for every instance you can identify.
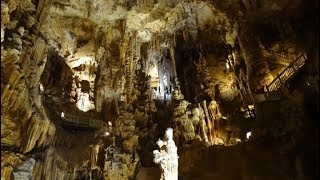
[63,113,106,128]
[266,54,306,91]
[254,89,283,103]
[254,53,306,103]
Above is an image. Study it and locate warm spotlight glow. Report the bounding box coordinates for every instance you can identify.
[105,131,110,136]
[69,56,95,68]
[222,116,227,120]
[108,121,112,126]
[61,112,65,118]
[76,92,91,112]
[120,94,125,101]
[40,83,44,92]
[212,137,224,145]
[246,132,251,140]
[248,105,254,110]
[148,65,159,88]
[226,62,230,69]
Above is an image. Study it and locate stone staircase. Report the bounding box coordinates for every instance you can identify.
[254,54,307,103]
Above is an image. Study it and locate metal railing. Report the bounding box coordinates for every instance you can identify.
[266,54,306,92]
[254,54,306,103]
[254,89,283,103]
[63,113,106,129]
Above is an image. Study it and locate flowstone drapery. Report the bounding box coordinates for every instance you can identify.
[153,128,178,180]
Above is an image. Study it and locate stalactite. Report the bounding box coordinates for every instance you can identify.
[173,32,176,47]
[35,0,52,29]
[182,29,189,44]
[170,46,177,82]
[22,113,56,153]
[1,152,23,180]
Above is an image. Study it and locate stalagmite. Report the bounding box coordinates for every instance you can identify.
[90,144,100,170]
[203,100,213,143]
[153,128,178,180]
[208,109,216,137]
[0,0,316,179]
[208,100,221,134]
[198,103,209,144]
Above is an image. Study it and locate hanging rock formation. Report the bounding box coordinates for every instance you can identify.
[1,0,318,179]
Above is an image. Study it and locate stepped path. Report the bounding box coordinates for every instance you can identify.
[254,54,307,103]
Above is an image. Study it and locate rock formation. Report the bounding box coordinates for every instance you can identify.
[1,0,318,179]
[153,128,178,180]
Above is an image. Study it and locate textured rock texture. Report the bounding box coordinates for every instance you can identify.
[12,158,36,179]
[1,0,317,179]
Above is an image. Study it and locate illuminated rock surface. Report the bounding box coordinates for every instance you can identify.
[153,128,178,180]
[1,0,318,179]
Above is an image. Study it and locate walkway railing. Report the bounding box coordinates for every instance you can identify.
[254,54,306,103]
[266,54,306,92]
[63,113,106,129]
[254,89,283,103]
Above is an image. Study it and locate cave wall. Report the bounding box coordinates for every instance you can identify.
[1,0,318,179]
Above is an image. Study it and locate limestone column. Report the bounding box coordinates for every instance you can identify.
[203,100,213,143]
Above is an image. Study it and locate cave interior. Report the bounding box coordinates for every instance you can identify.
[1,0,319,179]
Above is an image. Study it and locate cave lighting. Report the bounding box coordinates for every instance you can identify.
[148,64,158,77]
[226,62,230,69]
[78,56,93,64]
[212,137,225,145]
[40,83,44,92]
[120,94,125,101]
[61,112,65,118]
[76,92,91,112]
[222,116,227,119]
[70,56,94,69]
[248,105,254,110]
[245,111,251,118]
[105,131,110,136]
[148,65,159,89]
[246,132,251,140]
[108,121,112,126]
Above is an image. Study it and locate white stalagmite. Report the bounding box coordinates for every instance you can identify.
[153,128,179,180]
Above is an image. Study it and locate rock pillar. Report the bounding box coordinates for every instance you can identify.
[153,128,179,180]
